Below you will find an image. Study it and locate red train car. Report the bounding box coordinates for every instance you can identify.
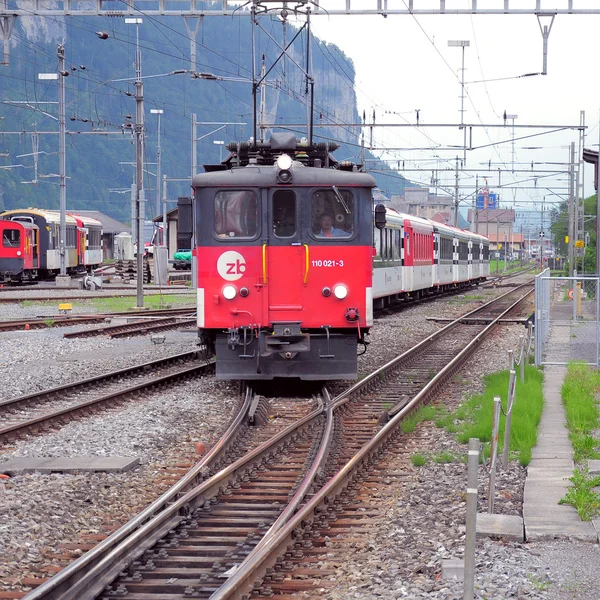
[182,132,377,380]
[0,219,40,282]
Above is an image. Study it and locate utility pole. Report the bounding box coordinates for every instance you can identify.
[448,39,470,165]
[150,108,163,220]
[191,112,197,176]
[454,156,460,227]
[568,142,575,277]
[127,17,145,308]
[58,44,67,279]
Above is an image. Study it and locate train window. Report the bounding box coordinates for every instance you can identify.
[272,190,296,238]
[393,230,400,260]
[215,190,258,239]
[311,189,353,239]
[2,228,20,248]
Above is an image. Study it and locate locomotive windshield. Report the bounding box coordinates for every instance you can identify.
[215,190,258,239]
[2,228,20,248]
[311,189,354,239]
[273,190,296,238]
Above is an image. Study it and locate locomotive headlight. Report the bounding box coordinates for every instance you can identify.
[222,285,237,300]
[276,153,293,184]
[276,153,293,170]
[16,251,22,256]
[334,284,348,300]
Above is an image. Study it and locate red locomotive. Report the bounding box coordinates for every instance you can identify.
[180,132,376,380]
[0,208,103,283]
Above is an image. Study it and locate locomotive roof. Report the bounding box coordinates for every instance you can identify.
[192,162,376,189]
[1,208,78,226]
[0,218,38,230]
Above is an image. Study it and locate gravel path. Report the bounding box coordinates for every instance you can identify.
[5,280,595,599]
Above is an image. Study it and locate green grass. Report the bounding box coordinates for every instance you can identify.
[559,468,600,521]
[21,294,196,313]
[411,453,427,467]
[439,365,544,466]
[561,362,600,462]
[432,451,455,464]
[400,404,441,433]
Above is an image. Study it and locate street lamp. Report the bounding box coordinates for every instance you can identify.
[214,139,224,162]
[150,108,163,226]
[448,40,470,165]
[39,44,68,282]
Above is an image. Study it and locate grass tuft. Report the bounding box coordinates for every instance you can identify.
[559,468,600,521]
[411,453,427,467]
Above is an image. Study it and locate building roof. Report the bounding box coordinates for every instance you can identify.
[76,210,130,234]
[468,208,515,223]
[486,233,525,243]
[153,207,178,223]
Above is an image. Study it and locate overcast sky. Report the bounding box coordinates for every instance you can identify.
[304,8,600,219]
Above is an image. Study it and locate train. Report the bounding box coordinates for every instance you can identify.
[177,132,490,381]
[0,208,103,283]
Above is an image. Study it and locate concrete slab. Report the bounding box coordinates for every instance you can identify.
[476,513,524,542]
[525,518,597,542]
[588,460,600,475]
[441,559,464,581]
[0,456,140,475]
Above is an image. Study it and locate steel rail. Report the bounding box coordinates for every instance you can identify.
[0,350,200,411]
[211,286,534,599]
[0,362,210,445]
[23,395,327,600]
[109,317,196,338]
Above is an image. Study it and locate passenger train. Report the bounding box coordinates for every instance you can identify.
[178,132,489,381]
[0,208,103,283]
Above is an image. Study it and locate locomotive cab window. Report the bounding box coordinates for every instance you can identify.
[215,190,258,239]
[311,188,354,239]
[272,190,296,238]
[2,228,20,248]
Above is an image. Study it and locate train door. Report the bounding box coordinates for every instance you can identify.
[403,222,414,292]
[31,228,39,268]
[266,189,305,322]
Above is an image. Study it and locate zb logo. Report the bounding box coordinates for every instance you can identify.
[217,251,247,281]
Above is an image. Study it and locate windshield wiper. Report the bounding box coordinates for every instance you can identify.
[332,185,350,214]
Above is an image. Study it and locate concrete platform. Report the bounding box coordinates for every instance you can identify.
[523,312,598,542]
[441,559,464,581]
[0,456,140,475]
[476,513,524,542]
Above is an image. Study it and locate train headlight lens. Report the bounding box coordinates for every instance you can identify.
[334,284,348,299]
[222,285,237,300]
[240,287,249,297]
[16,251,22,256]
[322,287,331,297]
[276,154,293,170]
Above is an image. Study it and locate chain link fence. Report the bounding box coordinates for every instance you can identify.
[535,269,600,366]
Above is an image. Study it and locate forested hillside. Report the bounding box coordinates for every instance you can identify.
[0,8,408,224]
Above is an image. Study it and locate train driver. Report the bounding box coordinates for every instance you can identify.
[317,214,348,238]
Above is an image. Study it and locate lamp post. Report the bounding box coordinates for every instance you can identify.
[39,44,68,281]
[448,40,470,165]
[213,139,224,162]
[125,17,145,308]
[150,109,163,223]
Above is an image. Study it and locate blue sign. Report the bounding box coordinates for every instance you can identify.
[477,192,497,210]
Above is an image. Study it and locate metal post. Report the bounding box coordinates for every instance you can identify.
[133,19,145,308]
[508,349,514,370]
[191,112,197,176]
[568,142,575,276]
[464,438,479,600]
[154,110,162,219]
[162,174,168,250]
[573,269,577,323]
[488,396,501,514]
[454,156,459,227]
[58,44,67,277]
[519,334,525,383]
[502,370,517,468]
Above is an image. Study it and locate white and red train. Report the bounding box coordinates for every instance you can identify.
[179,132,489,381]
[0,208,103,283]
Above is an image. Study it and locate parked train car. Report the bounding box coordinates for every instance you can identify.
[0,208,102,282]
[180,132,489,381]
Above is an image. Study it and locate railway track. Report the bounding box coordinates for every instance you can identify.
[0,308,196,333]
[0,351,208,446]
[21,283,533,600]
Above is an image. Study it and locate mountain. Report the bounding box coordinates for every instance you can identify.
[0,8,409,224]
